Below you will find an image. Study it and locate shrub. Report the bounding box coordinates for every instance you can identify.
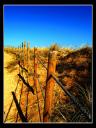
[49,43,60,51]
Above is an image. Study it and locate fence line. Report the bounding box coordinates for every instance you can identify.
[4,42,91,122]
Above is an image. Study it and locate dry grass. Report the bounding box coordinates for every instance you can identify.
[51,46,92,122]
[4,45,92,122]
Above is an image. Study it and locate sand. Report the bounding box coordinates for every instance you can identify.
[4,52,19,122]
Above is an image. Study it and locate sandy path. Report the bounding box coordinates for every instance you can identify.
[4,51,19,122]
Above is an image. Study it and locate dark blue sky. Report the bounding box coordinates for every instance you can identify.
[4,5,92,48]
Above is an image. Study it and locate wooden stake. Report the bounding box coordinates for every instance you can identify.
[25,42,30,119]
[43,51,57,122]
[21,42,24,67]
[24,41,26,67]
[34,47,42,122]
[27,42,30,69]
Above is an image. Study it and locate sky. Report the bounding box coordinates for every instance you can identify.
[4,5,92,48]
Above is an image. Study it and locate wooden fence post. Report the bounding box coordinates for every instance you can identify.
[20,44,22,74]
[21,42,23,67]
[25,42,30,119]
[18,45,20,74]
[24,41,26,67]
[27,42,30,70]
[34,47,38,88]
[43,51,57,122]
[34,47,42,122]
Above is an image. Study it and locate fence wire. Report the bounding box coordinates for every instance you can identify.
[49,73,91,121]
[5,44,91,122]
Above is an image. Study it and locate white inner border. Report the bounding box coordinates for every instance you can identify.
[3,4,93,124]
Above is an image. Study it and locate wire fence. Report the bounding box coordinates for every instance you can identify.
[4,42,92,122]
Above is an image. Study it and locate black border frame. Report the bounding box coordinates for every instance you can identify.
[0,0,95,127]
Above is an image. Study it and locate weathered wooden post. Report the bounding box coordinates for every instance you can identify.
[34,47,38,91]
[43,51,57,122]
[24,41,27,68]
[19,44,22,74]
[25,42,30,119]
[27,42,30,69]
[18,45,20,74]
[21,42,24,66]
[34,47,42,122]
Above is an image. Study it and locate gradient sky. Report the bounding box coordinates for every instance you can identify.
[4,5,92,48]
